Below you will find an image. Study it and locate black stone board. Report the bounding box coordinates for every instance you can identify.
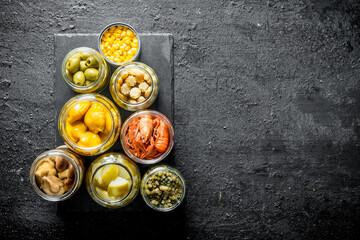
[54,33,174,212]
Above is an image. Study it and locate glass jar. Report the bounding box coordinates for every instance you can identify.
[120,110,174,164]
[58,93,121,156]
[29,146,85,201]
[98,22,141,67]
[140,165,186,212]
[109,62,159,111]
[62,47,110,93]
[85,152,141,208]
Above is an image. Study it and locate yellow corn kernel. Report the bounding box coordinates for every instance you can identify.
[124,39,132,45]
[114,58,120,62]
[131,42,138,48]
[126,29,135,38]
[125,45,131,51]
[105,32,111,38]
[130,48,137,55]
[109,56,114,60]
[133,38,138,43]
[123,52,127,57]
[117,26,123,30]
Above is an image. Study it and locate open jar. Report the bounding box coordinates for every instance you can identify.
[120,110,174,164]
[85,152,140,208]
[109,62,159,111]
[58,93,121,156]
[98,22,141,66]
[62,47,110,93]
[30,146,85,201]
[140,165,186,212]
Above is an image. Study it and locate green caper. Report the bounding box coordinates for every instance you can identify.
[85,80,93,86]
[66,57,80,73]
[66,70,73,82]
[73,71,85,85]
[80,52,92,60]
[84,68,99,81]
[79,61,88,72]
[85,56,99,68]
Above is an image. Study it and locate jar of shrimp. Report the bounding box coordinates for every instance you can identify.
[30,146,85,201]
[120,110,174,164]
[62,47,110,93]
[85,152,141,208]
[109,62,159,111]
[58,93,121,156]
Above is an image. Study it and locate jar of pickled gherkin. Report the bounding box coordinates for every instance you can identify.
[62,47,110,93]
[85,152,141,208]
[140,165,186,212]
[109,62,159,111]
[58,93,121,156]
[30,146,85,201]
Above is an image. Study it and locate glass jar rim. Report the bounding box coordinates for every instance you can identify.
[30,149,81,201]
[140,165,186,212]
[112,62,156,107]
[62,47,105,91]
[89,162,134,204]
[59,93,117,152]
[98,22,141,66]
[120,110,174,164]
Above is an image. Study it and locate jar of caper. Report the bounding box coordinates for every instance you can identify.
[140,165,185,212]
[62,47,110,93]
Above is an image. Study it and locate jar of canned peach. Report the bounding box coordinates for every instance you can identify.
[85,152,140,208]
[58,94,121,156]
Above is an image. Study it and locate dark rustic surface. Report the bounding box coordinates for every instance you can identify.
[1,0,360,239]
[54,33,174,212]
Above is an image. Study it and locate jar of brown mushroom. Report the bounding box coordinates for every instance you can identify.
[29,146,85,201]
[109,62,159,111]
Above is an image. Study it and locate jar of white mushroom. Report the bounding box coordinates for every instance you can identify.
[109,62,159,111]
[29,146,85,201]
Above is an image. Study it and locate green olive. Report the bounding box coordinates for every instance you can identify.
[79,61,88,72]
[72,53,82,59]
[80,52,92,60]
[85,56,99,68]
[85,80,94,86]
[66,57,80,74]
[84,68,99,81]
[73,71,85,85]
[66,70,73,82]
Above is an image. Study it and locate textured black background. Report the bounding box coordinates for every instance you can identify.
[1,0,360,239]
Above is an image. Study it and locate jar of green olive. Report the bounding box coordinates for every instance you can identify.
[141,165,186,212]
[85,152,141,208]
[29,146,85,201]
[109,62,159,111]
[62,47,110,93]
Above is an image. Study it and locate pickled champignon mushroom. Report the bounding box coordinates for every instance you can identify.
[55,156,68,172]
[40,175,65,196]
[35,158,56,185]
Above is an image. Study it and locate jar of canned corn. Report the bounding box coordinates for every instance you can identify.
[98,23,140,66]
